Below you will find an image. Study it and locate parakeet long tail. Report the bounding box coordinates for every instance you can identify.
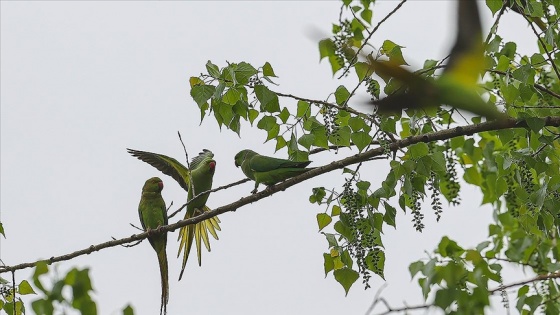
[158,248,169,315]
[177,205,221,280]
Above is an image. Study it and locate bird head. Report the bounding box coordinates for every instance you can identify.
[142,177,163,193]
[234,149,255,167]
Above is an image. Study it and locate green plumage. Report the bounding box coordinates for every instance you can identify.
[138,177,169,315]
[363,1,506,121]
[128,148,220,281]
[234,149,313,193]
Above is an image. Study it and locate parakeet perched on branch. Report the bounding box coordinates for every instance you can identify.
[128,148,220,280]
[234,149,313,194]
[360,1,506,120]
[138,177,169,315]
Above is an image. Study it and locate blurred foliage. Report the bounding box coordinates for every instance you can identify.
[190,0,560,313]
[0,261,134,315]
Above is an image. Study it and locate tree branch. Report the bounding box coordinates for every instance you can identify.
[490,272,560,294]
[372,299,431,315]
[274,90,398,142]
[488,69,560,101]
[2,117,560,274]
[525,15,560,80]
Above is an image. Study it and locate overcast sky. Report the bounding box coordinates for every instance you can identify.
[1,2,538,315]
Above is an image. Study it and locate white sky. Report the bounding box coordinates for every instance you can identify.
[1,2,538,315]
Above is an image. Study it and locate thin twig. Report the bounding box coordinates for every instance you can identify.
[11,271,15,315]
[339,0,408,79]
[275,91,371,121]
[484,5,506,45]
[111,237,141,248]
[167,178,251,219]
[364,283,388,315]
[490,257,538,269]
[274,90,397,142]
[373,300,431,315]
[178,131,195,196]
[525,15,560,80]
[532,135,560,157]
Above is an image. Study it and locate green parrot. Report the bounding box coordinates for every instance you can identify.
[360,1,507,121]
[234,149,313,194]
[128,148,220,280]
[138,177,169,315]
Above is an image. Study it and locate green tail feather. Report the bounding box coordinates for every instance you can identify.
[157,249,169,315]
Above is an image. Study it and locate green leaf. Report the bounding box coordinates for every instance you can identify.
[275,136,287,151]
[351,131,372,152]
[190,85,216,107]
[323,253,334,276]
[205,60,221,78]
[437,236,464,257]
[235,62,258,85]
[348,116,367,132]
[324,233,338,247]
[329,126,352,147]
[500,41,517,59]
[254,85,280,113]
[334,221,353,241]
[383,202,396,228]
[317,213,332,231]
[297,101,311,118]
[262,62,277,77]
[257,115,277,132]
[485,0,503,15]
[530,53,546,66]
[355,62,374,81]
[319,39,336,60]
[278,107,290,124]
[512,65,535,85]
[0,222,4,238]
[525,117,545,134]
[248,109,259,124]
[298,134,315,150]
[333,268,359,296]
[123,305,135,315]
[222,88,241,105]
[544,26,555,46]
[408,142,429,159]
[381,40,408,66]
[361,8,372,24]
[331,205,341,216]
[496,55,510,71]
[334,85,351,105]
[409,261,424,278]
[464,166,482,185]
[32,261,49,294]
[18,280,35,295]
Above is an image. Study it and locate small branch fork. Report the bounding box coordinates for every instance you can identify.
[1,117,560,274]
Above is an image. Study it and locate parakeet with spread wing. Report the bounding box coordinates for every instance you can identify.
[359,1,506,120]
[138,177,169,315]
[234,149,313,194]
[128,148,220,280]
